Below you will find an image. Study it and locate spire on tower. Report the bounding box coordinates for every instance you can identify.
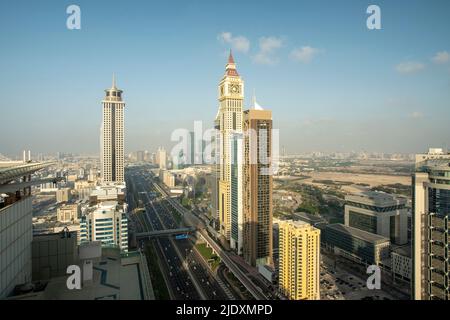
[251,89,264,110]
[225,50,239,76]
[112,73,116,89]
[228,49,235,64]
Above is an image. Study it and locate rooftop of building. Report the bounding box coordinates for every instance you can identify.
[1,161,56,211]
[278,219,320,232]
[345,190,406,207]
[0,161,55,185]
[91,182,126,193]
[391,245,412,258]
[8,246,154,300]
[84,200,125,215]
[293,212,327,225]
[98,200,119,208]
[415,148,450,169]
[325,223,391,245]
[89,183,126,206]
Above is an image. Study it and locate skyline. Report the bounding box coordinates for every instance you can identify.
[2,1,450,303]
[1,0,450,156]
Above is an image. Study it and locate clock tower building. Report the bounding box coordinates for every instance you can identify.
[217,51,244,243]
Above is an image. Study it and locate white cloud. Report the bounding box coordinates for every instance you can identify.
[290,46,322,63]
[409,111,423,119]
[217,32,250,53]
[252,36,283,65]
[395,61,425,74]
[431,51,450,64]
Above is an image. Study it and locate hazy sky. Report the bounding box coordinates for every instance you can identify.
[1,0,449,157]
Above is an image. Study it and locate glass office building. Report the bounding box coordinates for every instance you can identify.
[413,149,450,300]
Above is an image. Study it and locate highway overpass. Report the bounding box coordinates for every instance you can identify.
[135,227,195,239]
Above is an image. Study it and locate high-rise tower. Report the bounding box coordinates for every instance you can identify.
[243,97,273,266]
[217,51,244,241]
[101,75,125,183]
[413,148,450,300]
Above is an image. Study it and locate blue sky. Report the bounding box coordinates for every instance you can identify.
[0,0,449,156]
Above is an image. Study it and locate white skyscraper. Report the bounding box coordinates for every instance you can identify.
[101,75,125,183]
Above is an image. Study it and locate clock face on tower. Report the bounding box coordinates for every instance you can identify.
[229,84,240,94]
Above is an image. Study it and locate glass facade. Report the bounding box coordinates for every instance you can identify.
[414,157,450,300]
[427,186,450,300]
[322,224,389,265]
[348,210,377,234]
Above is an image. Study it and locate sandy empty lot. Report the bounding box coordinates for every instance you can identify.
[299,171,411,187]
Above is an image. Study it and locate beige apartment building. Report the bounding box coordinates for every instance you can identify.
[56,188,70,203]
[278,220,320,300]
[159,169,175,188]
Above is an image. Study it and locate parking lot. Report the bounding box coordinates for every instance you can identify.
[320,262,396,300]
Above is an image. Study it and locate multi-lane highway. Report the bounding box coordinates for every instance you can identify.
[149,173,269,300]
[126,166,232,300]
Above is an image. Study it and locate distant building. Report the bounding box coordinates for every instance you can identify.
[278,220,320,300]
[136,150,145,162]
[74,180,95,200]
[322,223,390,266]
[56,188,70,203]
[412,148,450,300]
[40,181,58,193]
[67,175,78,183]
[159,170,175,188]
[80,201,128,252]
[156,147,167,170]
[210,118,220,222]
[57,204,80,222]
[344,191,408,245]
[101,75,125,183]
[88,168,97,182]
